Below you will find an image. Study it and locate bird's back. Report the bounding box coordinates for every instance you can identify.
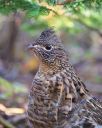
[66,97,102,128]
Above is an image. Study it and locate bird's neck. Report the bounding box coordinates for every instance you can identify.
[38,60,70,77]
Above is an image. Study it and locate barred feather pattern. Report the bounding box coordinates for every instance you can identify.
[27,28,102,128]
[66,97,102,128]
[27,66,89,128]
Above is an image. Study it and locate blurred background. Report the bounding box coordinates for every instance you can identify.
[0,0,102,128]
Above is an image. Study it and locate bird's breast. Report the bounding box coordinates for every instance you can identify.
[27,71,81,127]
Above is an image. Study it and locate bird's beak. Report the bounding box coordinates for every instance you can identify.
[27,44,40,61]
[27,44,35,50]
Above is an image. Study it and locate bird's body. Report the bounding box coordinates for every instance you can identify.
[28,66,88,128]
[67,97,102,128]
[27,28,102,128]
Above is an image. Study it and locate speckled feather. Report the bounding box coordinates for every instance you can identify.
[27,28,102,128]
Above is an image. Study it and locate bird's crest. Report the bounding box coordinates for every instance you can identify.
[40,28,55,39]
[36,28,61,44]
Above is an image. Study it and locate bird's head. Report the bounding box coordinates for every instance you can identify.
[28,28,69,73]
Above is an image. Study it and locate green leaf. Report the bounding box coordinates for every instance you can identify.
[39,6,50,15]
[45,0,57,6]
[27,5,40,17]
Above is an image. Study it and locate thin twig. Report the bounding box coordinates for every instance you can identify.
[38,0,41,3]
[56,0,74,5]
[47,8,59,16]
[38,1,102,36]
[0,116,16,128]
[76,18,102,37]
[51,8,102,36]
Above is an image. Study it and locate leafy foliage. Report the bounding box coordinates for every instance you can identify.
[0,0,102,15]
[0,0,51,16]
[0,0,102,34]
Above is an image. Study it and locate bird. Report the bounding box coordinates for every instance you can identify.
[27,28,102,128]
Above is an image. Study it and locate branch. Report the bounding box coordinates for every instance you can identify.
[37,2,59,16]
[38,0,102,36]
[76,18,102,37]
[47,8,59,16]
[56,0,74,5]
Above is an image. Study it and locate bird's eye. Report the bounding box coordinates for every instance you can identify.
[45,45,52,50]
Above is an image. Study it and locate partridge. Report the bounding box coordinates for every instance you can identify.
[27,28,102,128]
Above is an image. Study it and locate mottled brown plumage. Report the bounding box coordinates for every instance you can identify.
[27,28,102,128]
